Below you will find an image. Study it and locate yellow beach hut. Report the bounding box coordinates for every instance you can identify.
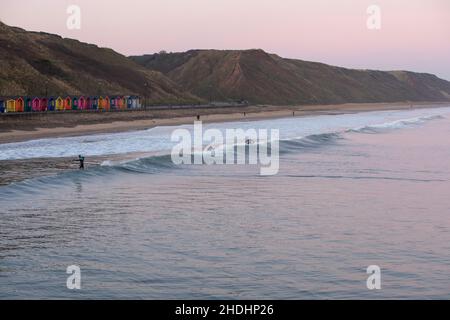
[55,97,64,111]
[6,99,16,112]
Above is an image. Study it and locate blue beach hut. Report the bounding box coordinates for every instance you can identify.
[91,96,98,110]
[110,96,117,110]
[0,99,5,113]
[48,97,55,111]
[126,96,133,109]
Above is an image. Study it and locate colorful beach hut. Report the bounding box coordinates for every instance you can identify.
[71,96,78,110]
[117,96,126,110]
[32,97,40,112]
[25,97,32,112]
[64,96,72,111]
[91,97,98,110]
[98,96,104,110]
[110,96,117,110]
[103,96,111,111]
[0,99,5,113]
[86,97,92,110]
[78,96,87,110]
[6,99,16,112]
[98,96,110,111]
[48,97,55,111]
[40,98,48,111]
[56,97,64,111]
[15,97,24,112]
[126,96,132,109]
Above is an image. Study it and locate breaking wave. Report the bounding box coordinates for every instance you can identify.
[1,106,449,192]
[348,114,444,134]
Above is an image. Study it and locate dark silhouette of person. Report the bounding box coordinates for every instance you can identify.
[197,115,200,121]
[75,155,85,169]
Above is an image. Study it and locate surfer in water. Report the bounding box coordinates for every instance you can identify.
[74,155,85,169]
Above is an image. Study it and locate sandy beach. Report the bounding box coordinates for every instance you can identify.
[1,102,448,144]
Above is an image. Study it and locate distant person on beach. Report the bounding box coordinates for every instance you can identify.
[197,115,200,121]
[74,155,85,169]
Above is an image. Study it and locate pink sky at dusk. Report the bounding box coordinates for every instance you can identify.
[2,0,450,80]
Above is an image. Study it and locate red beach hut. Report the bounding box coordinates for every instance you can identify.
[78,96,86,110]
[15,97,24,112]
[64,96,72,110]
[40,98,48,111]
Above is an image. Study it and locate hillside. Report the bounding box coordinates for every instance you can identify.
[0,22,201,104]
[131,49,450,105]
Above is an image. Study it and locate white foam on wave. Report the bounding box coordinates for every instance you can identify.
[1,106,449,161]
[350,114,444,132]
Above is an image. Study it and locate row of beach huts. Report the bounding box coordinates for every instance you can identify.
[0,95,142,113]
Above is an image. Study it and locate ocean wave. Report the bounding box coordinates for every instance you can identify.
[1,107,449,161]
[101,154,178,174]
[1,107,449,192]
[347,114,444,134]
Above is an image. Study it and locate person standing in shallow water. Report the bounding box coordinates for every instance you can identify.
[74,155,85,169]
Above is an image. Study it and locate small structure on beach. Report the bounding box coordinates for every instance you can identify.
[98,96,111,111]
[0,95,141,114]
[6,99,16,112]
[105,96,110,110]
[40,97,48,111]
[15,97,24,112]
[116,96,126,110]
[56,97,64,111]
[86,97,92,110]
[91,96,99,110]
[32,97,40,112]
[110,96,116,110]
[64,96,72,111]
[71,96,79,110]
[48,97,55,111]
[120,96,127,109]
[98,96,104,110]
[78,96,86,110]
[126,96,133,109]
[25,97,32,112]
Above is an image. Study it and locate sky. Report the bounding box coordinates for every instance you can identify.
[1,0,450,80]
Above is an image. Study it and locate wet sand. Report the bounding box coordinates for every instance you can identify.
[0,102,447,144]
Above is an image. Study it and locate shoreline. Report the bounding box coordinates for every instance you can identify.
[0,102,449,144]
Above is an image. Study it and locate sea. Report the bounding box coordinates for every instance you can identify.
[1,105,450,299]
